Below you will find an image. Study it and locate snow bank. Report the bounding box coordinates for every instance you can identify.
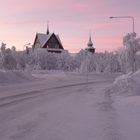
[108,69,140,96]
[0,71,36,85]
[32,70,67,79]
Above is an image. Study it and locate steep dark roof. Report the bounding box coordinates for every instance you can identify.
[34,33,63,49]
[37,33,52,47]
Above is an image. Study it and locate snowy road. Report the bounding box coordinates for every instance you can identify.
[0,73,122,140]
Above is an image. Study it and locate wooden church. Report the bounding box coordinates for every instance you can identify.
[33,25,64,53]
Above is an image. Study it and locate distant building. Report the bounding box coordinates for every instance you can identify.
[33,24,64,53]
[85,35,95,53]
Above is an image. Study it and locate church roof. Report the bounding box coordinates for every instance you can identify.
[37,33,52,47]
[36,33,63,48]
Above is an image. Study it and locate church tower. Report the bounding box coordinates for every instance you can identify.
[46,23,50,35]
[85,34,95,53]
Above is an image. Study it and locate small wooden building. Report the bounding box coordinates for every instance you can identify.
[33,25,64,53]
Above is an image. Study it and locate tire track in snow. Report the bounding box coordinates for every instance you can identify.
[0,79,113,109]
[0,96,39,108]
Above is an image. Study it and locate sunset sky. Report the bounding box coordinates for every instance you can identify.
[0,0,140,52]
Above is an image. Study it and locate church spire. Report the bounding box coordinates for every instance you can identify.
[87,33,93,47]
[46,21,50,35]
[86,32,95,53]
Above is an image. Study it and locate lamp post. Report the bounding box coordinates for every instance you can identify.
[23,43,31,55]
[109,16,135,33]
[110,16,136,72]
[23,43,30,51]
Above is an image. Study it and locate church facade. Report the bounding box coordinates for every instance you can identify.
[33,25,64,53]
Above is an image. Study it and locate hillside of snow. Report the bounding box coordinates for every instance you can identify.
[108,69,140,96]
[0,70,36,85]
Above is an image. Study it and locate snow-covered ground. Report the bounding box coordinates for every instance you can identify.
[0,71,140,140]
[108,69,140,140]
[0,70,36,85]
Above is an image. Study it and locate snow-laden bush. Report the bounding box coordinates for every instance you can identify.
[28,49,76,71]
[2,53,17,70]
[108,69,140,96]
[76,50,121,73]
[0,44,17,70]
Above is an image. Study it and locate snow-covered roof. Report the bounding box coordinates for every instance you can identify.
[36,33,62,48]
[56,35,63,46]
[37,33,52,47]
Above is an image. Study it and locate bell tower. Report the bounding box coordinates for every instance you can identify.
[86,34,95,53]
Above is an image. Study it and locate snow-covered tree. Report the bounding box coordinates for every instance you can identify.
[11,46,16,52]
[2,48,17,70]
[122,33,140,72]
[0,42,6,56]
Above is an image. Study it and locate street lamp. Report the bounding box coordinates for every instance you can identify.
[110,16,136,72]
[23,43,31,51]
[109,16,135,33]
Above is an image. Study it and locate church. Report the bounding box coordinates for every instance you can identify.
[33,25,64,53]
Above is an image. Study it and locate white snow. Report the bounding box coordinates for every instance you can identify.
[113,96,140,140]
[108,69,140,96]
[108,69,140,140]
[0,70,140,140]
[0,70,36,85]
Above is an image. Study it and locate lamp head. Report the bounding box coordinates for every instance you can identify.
[109,17,114,19]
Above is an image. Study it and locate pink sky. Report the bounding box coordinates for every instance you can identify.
[0,0,140,52]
